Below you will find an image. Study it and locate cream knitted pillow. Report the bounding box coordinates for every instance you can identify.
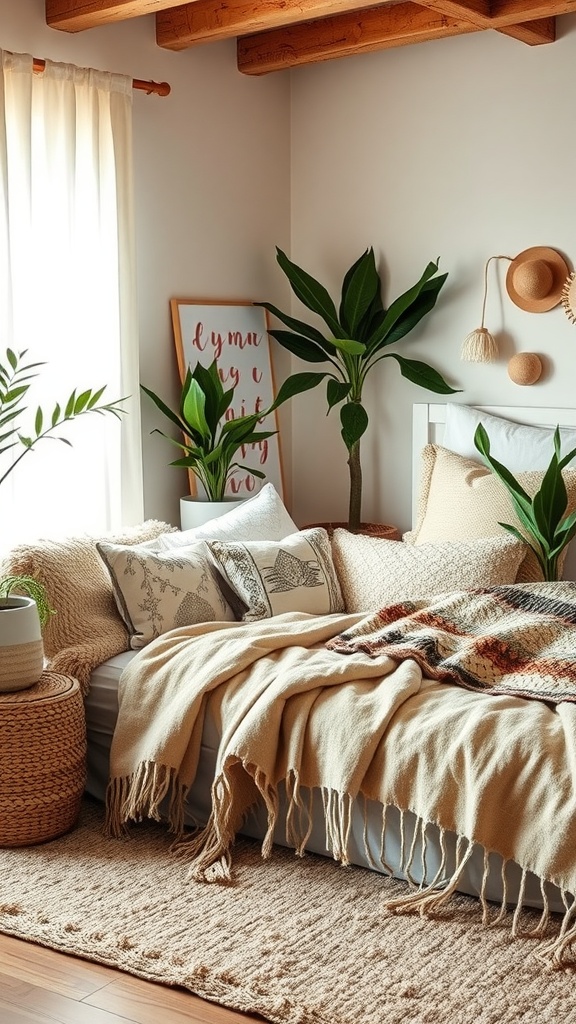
[331,530,527,613]
[2,520,174,691]
[405,445,576,583]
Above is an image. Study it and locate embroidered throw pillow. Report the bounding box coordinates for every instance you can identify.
[405,445,576,583]
[206,528,344,621]
[331,530,527,613]
[156,483,298,551]
[96,541,236,649]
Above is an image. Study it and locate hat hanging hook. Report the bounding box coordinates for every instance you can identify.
[461,254,513,363]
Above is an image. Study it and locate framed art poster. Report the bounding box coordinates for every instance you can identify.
[170,299,285,500]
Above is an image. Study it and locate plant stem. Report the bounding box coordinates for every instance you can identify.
[347,439,362,532]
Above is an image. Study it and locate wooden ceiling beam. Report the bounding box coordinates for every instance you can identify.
[157,0,405,48]
[417,0,567,26]
[237,3,480,75]
[46,0,191,32]
[497,16,555,41]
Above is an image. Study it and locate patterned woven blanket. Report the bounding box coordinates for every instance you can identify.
[327,581,576,705]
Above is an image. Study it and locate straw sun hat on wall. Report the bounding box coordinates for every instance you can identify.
[506,246,569,313]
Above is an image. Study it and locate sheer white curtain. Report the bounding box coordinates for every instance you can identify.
[0,51,143,552]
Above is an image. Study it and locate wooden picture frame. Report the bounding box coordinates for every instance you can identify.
[170,298,285,500]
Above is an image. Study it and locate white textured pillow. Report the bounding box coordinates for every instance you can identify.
[331,531,527,613]
[156,483,298,551]
[206,528,344,622]
[405,445,576,583]
[443,404,576,470]
[96,541,236,649]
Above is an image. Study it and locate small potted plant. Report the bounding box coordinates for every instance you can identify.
[141,357,319,529]
[0,574,54,692]
[257,247,460,532]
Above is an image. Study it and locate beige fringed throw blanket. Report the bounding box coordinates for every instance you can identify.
[107,585,576,966]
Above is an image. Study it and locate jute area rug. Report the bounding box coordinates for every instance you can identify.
[0,798,574,1024]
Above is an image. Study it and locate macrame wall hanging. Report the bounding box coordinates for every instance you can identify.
[461,254,512,363]
[461,246,572,363]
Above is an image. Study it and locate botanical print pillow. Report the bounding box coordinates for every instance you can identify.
[96,541,236,649]
[206,528,344,622]
[331,530,526,613]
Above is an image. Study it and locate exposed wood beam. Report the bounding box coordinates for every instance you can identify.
[46,0,191,32]
[157,0,404,48]
[497,16,555,41]
[419,0,572,24]
[237,3,480,74]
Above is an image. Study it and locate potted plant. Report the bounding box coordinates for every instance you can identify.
[0,346,126,690]
[474,423,576,582]
[256,247,460,532]
[141,356,320,528]
[0,574,54,692]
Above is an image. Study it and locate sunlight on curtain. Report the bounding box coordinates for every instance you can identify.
[0,51,143,554]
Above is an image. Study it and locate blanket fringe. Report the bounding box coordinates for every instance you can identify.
[105,762,186,838]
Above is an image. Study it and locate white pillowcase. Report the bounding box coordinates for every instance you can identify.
[206,528,344,622]
[331,530,527,613]
[155,483,298,551]
[96,541,236,649]
[443,404,576,471]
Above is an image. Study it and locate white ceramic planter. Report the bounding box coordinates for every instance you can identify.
[0,596,44,692]
[180,496,246,531]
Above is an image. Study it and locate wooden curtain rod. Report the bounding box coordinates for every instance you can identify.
[32,58,171,97]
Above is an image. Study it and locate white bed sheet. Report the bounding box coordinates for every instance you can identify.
[84,652,566,915]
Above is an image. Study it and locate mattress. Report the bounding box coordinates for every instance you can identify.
[85,652,565,914]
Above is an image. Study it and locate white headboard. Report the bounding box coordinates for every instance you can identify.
[412,403,576,525]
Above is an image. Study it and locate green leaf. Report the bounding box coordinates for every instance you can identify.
[267,330,332,364]
[255,302,329,346]
[191,362,222,437]
[369,275,448,353]
[327,380,351,410]
[340,248,380,336]
[74,390,92,414]
[181,376,211,440]
[331,338,366,356]
[87,387,106,408]
[275,247,343,338]
[141,384,184,433]
[270,371,328,410]
[64,391,76,419]
[366,260,441,348]
[34,406,43,436]
[340,402,368,449]
[387,354,459,395]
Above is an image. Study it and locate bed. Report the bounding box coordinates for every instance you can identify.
[5,402,576,965]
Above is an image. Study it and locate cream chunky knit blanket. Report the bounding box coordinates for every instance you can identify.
[107,589,576,966]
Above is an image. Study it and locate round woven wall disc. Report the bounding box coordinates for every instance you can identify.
[508,352,542,386]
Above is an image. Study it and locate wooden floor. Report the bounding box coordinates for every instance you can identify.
[0,933,267,1024]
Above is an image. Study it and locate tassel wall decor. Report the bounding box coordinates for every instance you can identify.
[461,254,512,362]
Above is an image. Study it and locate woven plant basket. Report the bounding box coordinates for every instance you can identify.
[0,672,87,847]
[306,522,401,541]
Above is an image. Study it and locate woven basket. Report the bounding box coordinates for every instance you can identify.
[306,522,401,541]
[0,672,87,847]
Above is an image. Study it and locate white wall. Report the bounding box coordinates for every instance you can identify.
[4,3,576,538]
[2,0,292,527]
[289,19,576,534]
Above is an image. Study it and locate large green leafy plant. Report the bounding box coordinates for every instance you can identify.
[474,423,576,582]
[257,247,459,531]
[142,358,319,501]
[0,347,126,488]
